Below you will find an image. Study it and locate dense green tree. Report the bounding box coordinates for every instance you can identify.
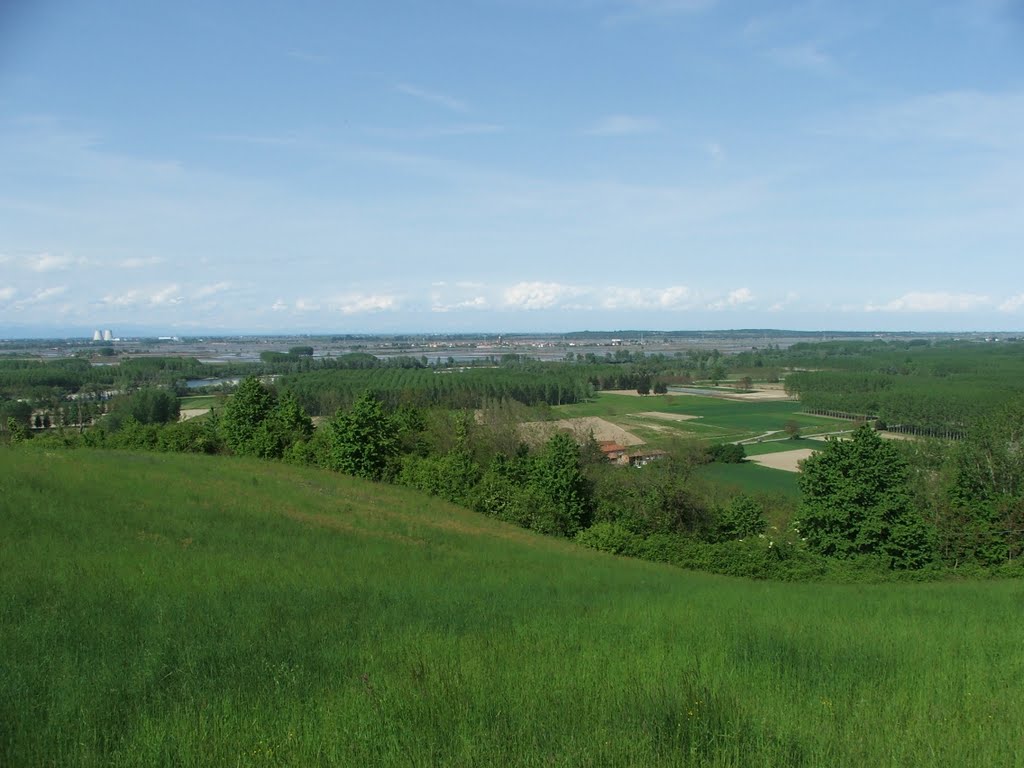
[320,392,398,481]
[5,416,31,443]
[592,454,711,538]
[156,419,220,454]
[120,387,180,425]
[715,495,767,541]
[526,432,592,536]
[707,443,745,463]
[398,411,479,504]
[797,425,933,568]
[0,399,33,431]
[250,391,314,460]
[944,398,1024,565]
[471,452,532,527]
[399,449,481,506]
[221,376,276,456]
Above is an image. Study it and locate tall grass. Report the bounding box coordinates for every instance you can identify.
[2,447,1022,766]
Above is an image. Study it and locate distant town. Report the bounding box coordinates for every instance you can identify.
[2,328,1015,365]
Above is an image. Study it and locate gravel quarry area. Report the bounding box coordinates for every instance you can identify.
[520,417,645,446]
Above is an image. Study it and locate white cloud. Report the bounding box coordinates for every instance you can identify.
[768,292,800,312]
[16,286,67,306]
[503,282,582,310]
[100,290,141,308]
[294,298,321,312]
[194,281,232,299]
[271,299,287,311]
[998,294,1024,313]
[330,294,398,314]
[709,287,754,310]
[586,114,661,136]
[432,296,488,313]
[118,256,164,268]
[599,285,693,310]
[0,286,16,302]
[150,284,184,305]
[395,83,469,113]
[27,253,82,272]
[865,291,991,313]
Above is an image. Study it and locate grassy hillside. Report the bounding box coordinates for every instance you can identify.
[2,447,1022,766]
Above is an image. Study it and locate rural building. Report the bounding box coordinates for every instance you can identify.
[624,449,668,468]
[598,441,628,463]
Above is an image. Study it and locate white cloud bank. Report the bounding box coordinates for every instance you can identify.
[865,291,991,313]
[998,294,1024,313]
[330,294,398,315]
[503,282,583,310]
[709,287,754,310]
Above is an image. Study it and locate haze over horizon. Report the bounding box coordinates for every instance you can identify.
[2,1,1022,336]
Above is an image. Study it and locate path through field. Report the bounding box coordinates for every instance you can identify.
[634,411,699,422]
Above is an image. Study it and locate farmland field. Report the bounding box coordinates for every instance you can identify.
[696,461,802,498]
[555,392,850,447]
[2,447,1022,766]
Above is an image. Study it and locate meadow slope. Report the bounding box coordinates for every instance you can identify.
[1,447,1022,767]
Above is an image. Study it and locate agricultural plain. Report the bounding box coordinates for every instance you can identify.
[2,447,1022,766]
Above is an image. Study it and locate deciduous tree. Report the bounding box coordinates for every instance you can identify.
[797,425,933,568]
[320,391,398,481]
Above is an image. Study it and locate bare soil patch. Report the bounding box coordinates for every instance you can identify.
[520,417,644,446]
[179,408,210,422]
[747,448,817,473]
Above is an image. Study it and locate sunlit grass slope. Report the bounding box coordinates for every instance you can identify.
[2,447,1022,767]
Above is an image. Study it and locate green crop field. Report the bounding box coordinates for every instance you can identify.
[696,461,802,499]
[741,439,824,456]
[2,447,1022,766]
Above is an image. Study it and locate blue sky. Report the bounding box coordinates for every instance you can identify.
[1,0,1022,335]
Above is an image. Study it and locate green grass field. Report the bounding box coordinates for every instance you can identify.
[178,394,229,411]
[2,447,1022,766]
[556,393,849,446]
[741,439,823,456]
[696,461,802,499]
